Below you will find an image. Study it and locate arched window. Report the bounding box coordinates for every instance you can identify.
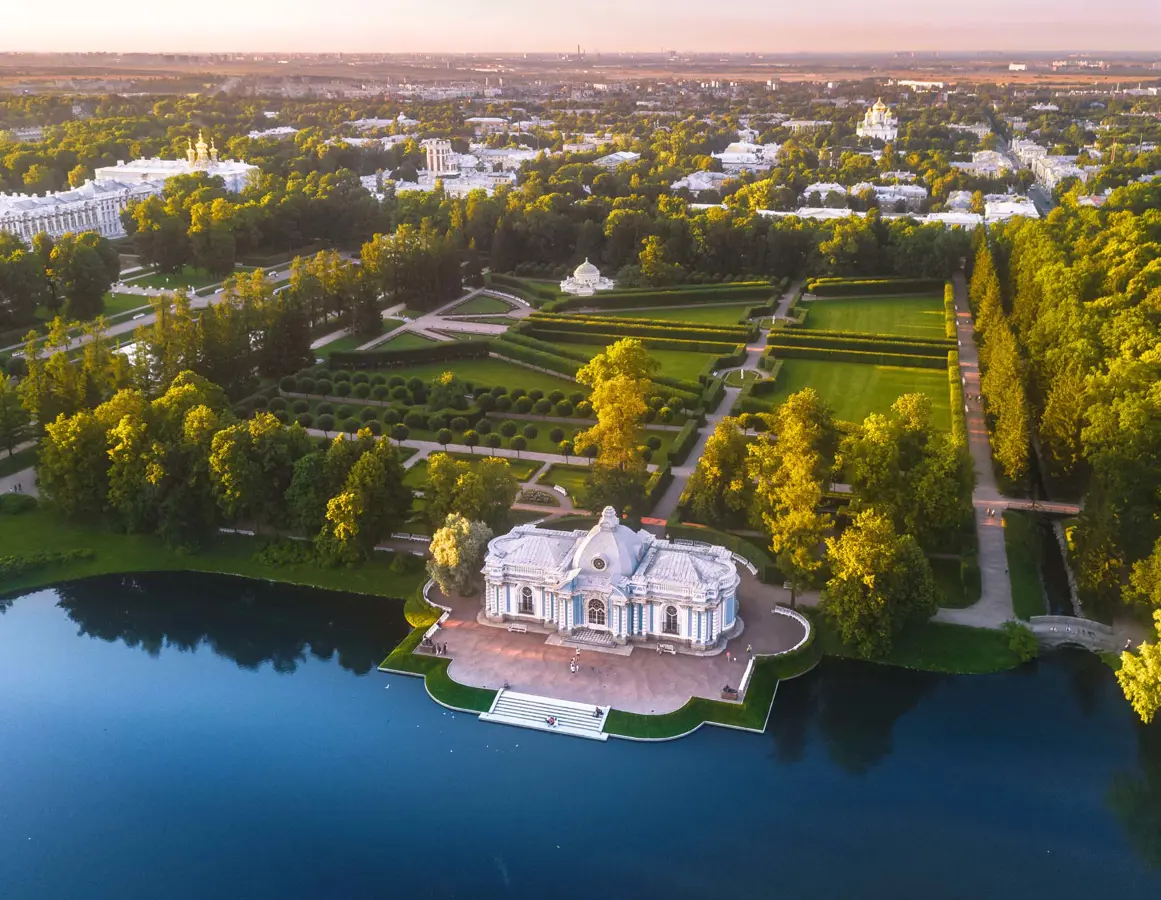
[519,586,534,615]
[587,598,606,626]
[663,605,679,635]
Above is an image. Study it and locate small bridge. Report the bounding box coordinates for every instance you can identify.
[1028,616,1118,652]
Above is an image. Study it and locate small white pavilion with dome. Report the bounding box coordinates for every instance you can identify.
[481,507,741,651]
[559,258,615,296]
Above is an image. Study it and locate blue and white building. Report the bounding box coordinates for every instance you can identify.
[481,507,741,651]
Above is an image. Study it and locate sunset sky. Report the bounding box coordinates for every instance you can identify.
[5,0,1161,53]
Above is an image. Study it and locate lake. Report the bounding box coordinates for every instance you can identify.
[1,573,1159,899]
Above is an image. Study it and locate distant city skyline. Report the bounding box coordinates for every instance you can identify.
[4,1,1161,54]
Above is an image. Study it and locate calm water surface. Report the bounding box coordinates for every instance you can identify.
[1,573,1159,899]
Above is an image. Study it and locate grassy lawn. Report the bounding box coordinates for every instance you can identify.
[104,293,151,316]
[446,316,515,326]
[316,334,366,356]
[930,556,977,608]
[0,445,37,478]
[803,295,945,339]
[543,463,590,497]
[403,455,541,489]
[767,358,951,429]
[372,358,580,395]
[816,615,1021,674]
[0,504,428,601]
[447,295,515,315]
[545,341,718,384]
[724,369,763,386]
[1004,510,1046,619]
[589,302,759,326]
[376,331,440,351]
[125,265,223,291]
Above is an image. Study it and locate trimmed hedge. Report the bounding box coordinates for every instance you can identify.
[948,351,967,448]
[805,277,945,297]
[531,312,753,342]
[524,326,736,356]
[329,340,490,371]
[778,327,954,348]
[643,464,674,514]
[944,282,957,339]
[667,419,701,465]
[543,282,776,313]
[765,332,952,358]
[765,344,950,369]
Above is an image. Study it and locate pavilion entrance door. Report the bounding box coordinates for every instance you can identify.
[585,597,608,630]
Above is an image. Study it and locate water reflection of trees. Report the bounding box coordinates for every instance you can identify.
[1110,719,1161,869]
[769,659,939,774]
[54,573,409,675]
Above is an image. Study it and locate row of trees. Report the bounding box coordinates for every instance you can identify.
[0,230,120,333]
[686,390,971,656]
[35,370,416,563]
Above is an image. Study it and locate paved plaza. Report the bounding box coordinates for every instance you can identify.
[420,572,808,715]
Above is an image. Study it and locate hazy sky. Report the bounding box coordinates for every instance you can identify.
[5,0,1161,53]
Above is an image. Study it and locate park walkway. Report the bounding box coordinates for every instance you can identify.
[934,272,1014,629]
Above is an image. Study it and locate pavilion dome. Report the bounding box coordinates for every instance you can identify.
[574,258,601,279]
[572,506,645,579]
[873,98,887,111]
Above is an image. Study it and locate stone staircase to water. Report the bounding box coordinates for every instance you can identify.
[479,689,610,741]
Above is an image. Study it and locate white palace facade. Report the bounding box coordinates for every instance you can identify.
[481,507,741,651]
[856,99,899,142]
[1,132,257,244]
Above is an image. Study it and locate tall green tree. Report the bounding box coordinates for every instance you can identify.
[0,373,31,456]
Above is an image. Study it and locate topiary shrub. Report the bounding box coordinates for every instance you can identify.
[534,398,552,414]
[334,381,351,397]
[576,400,593,417]
[549,427,565,443]
[342,417,360,433]
[252,396,269,410]
[451,416,469,433]
[272,409,289,423]
[647,436,662,451]
[522,424,538,440]
[667,395,685,411]
[317,401,334,415]
[477,394,496,412]
[382,408,402,425]
[649,396,664,410]
[279,376,296,392]
[643,408,657,423]
[500,420,518,438]
[555,401,574,417]
[390,385,410,402]
[333,370,352,383]
[297,412,314,428]
[404,411,426,429]
[549,390,565,404]
[510,387,526,400]
[569,391,585,405]
[316,414,335,432]
[315,379,332,395]
[528,389,544,401]
[516,397,534,414]
[370,374,387,386]
[360,407,377,422]
[658,407,673,423]
[427,415,447,431]
[292,399,309,414]
[496,396,513,411]
[476,418,493,435]
[366,420,382,435]
[490,385,507,397]
[336,405,354,420]
[352,372,370,384]
[353,383,371,399]
[269,397,288,412]
[296,376,316,393]
[388,375,406,388]
[372,385,390,400]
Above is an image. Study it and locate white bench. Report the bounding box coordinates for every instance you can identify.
[508,623,528,633]
[658,643,677,655]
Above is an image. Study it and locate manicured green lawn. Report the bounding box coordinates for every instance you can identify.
[816,616,1021,674]
[803,295,945,339]
[374,358,580,395]
[446,316,515,326]
[125,266,223,291]
[544,340,719,384]
[0,504,428,601]
[316,334,366,356]
[447,295,515,315]
[403,455,541,489]
[589,303,759,326]
[543,463,590,497]
[1004,510,1046,619]
[376,330,440,351]
[930,556,978,608]
[767,358,951,429]
[104,293,151,316]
